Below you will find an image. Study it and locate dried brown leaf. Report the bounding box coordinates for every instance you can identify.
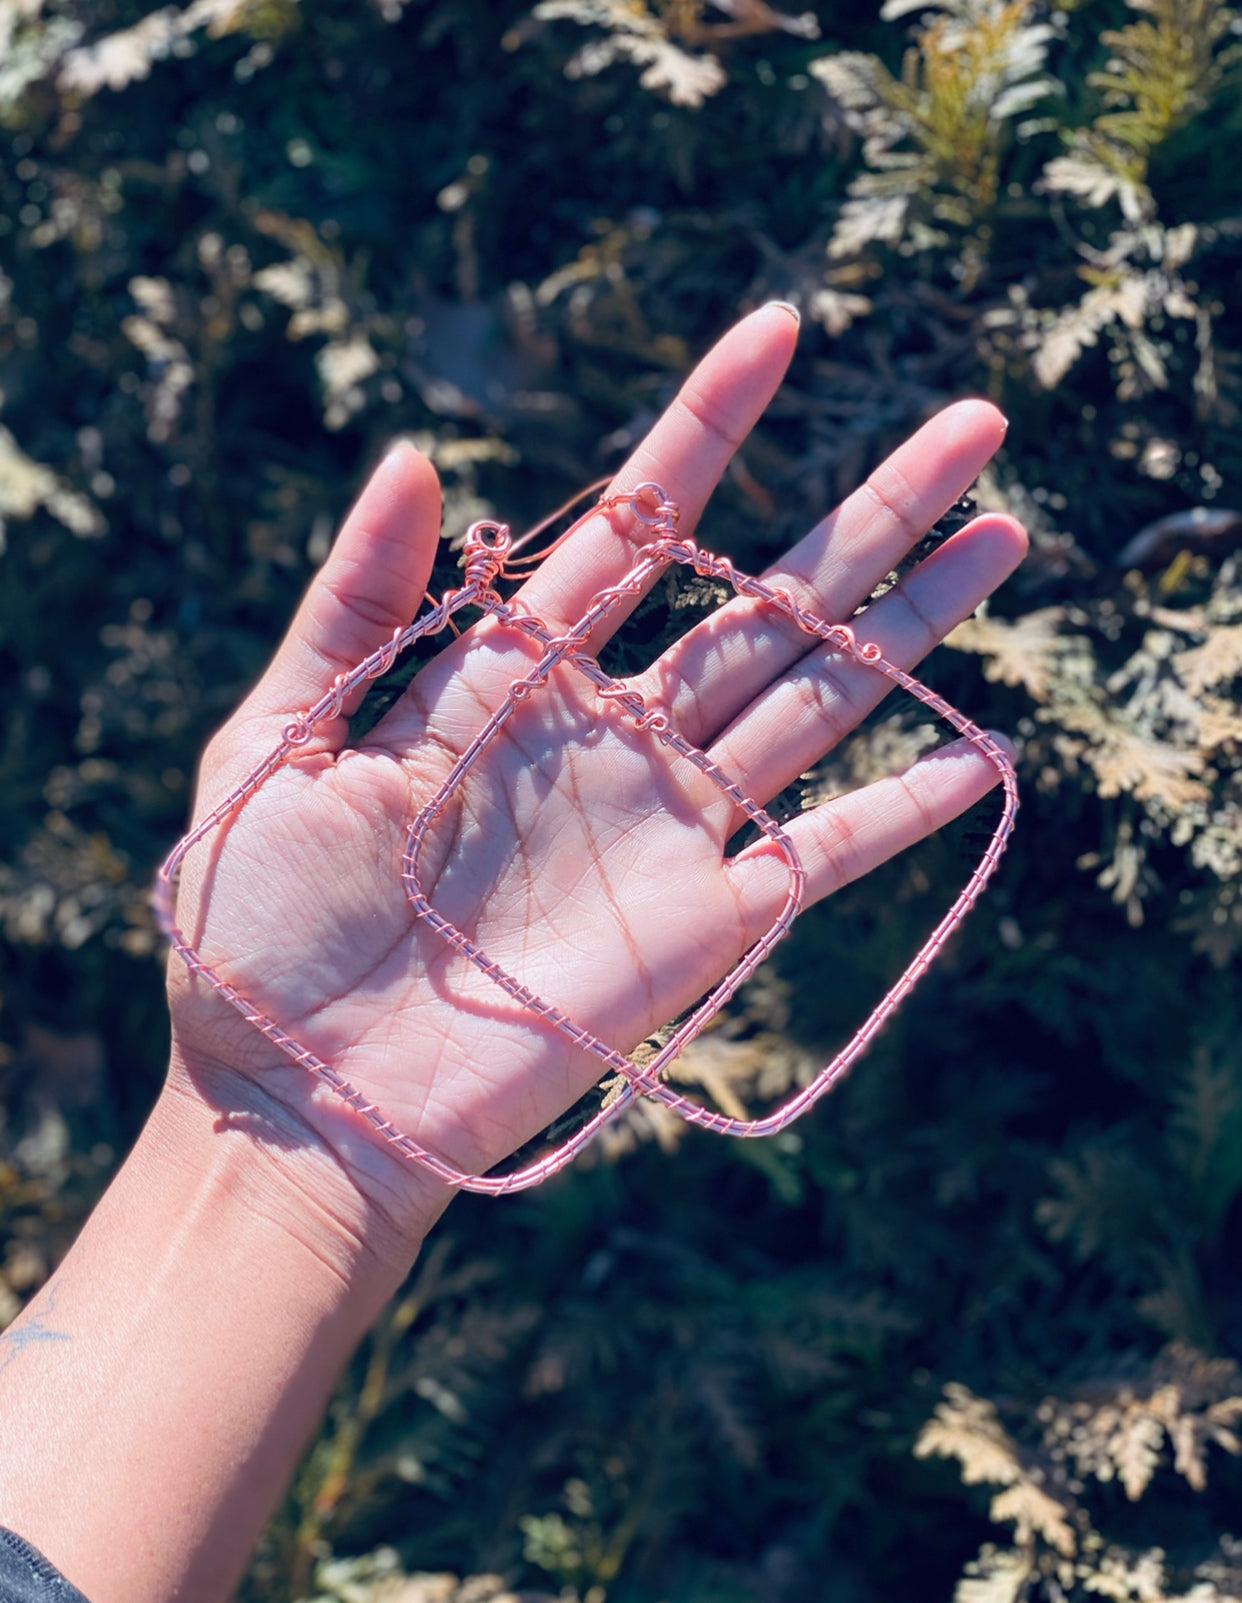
[990,1481,1077,1557]
[946,608,1068,702]
[915,1385,1023,1486]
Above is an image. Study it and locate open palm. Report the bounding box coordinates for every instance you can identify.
[165,307,1025,1226]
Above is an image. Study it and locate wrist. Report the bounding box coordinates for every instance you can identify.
[163,1041,453,1287]
[0,1062,444,1603]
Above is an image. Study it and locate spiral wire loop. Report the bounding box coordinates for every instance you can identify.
[154,488,1019,1196]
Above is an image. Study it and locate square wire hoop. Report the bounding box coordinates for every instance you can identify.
[155,483,1018,1195]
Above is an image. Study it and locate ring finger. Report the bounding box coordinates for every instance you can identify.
[630,399,1008,752]
[703,511,1027,826]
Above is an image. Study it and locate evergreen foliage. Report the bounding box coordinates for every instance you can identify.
[0,0,1240,1597]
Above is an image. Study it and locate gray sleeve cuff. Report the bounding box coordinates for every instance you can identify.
[0,1529,91,1603]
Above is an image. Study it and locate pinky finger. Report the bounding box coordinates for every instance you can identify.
[727,735,1012,940]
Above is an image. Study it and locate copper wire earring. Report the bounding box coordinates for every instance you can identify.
[155,483,1018,1195]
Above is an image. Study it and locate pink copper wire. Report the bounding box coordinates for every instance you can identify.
[154,484,1019,1196]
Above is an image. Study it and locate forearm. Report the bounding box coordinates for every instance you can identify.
[0,1070,445,1603]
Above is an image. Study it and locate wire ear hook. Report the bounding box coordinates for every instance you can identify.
[461,520,514,593]
[503,476,613,569]
[155,482,1019,1198]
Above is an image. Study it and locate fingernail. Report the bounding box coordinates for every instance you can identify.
[767,300,801,326]
[999,412,1010,434]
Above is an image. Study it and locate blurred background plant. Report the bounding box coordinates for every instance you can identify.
[1,0,1241,1598]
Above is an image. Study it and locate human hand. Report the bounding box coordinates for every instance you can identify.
[164,304,1026,1253]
